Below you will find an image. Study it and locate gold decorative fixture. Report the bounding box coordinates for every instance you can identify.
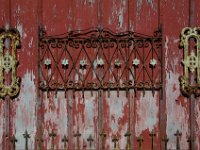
[0,29,21,98]
[179,27,200,96]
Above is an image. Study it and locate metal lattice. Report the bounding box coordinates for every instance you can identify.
[39,28,162,96]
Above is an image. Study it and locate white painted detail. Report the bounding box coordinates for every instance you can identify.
[133,58,140,66]
[150,58,157,67]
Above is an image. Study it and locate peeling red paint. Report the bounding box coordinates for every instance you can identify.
[0,0,199,149]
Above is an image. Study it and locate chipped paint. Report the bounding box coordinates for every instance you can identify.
[137,0,156,11]
[14,71,36,149]
[0,0,199,149]
[166,71,189,149]
[195,101,200,149]
[104,91,128,149]
[135,92,159,136]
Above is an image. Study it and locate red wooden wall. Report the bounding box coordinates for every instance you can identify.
[0,0,200,149]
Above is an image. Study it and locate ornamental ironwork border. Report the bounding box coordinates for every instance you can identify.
[39,27,162,96]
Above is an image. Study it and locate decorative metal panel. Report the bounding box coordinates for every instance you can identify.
[0,29,21,98]
[179,27,200,96]
[39,28,162,97]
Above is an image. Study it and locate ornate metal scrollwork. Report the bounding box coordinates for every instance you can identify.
[179,27,200,96]
[180,27,200,96]
[39,28,162,96]
[0,29,21,98]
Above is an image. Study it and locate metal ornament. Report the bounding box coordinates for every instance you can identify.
[39,28,162,97]
[179,27,200,96]
[0,29,21,98]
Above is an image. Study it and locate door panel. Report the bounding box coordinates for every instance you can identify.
[0,0,200,149]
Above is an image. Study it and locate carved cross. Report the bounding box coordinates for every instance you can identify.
[112,135,118,150]
[49,129,56,150]
[62,135,68,150]
[23,130,30,150]
[11,135,17,150]
[124,131,131,150]
[174,130,181,150]
[162,135,169,150]
[99,130,106,150]
[137,136,143,150]
[87,135,94,150]
[74,131,81,150]
[149,131,156,150]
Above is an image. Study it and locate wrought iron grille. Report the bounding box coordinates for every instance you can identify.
[39,28,162,96]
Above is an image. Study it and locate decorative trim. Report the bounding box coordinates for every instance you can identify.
[179,27,200,96]
[0,29,21,98]
[39,28,162,96]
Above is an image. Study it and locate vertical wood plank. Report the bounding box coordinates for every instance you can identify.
[161,0,190,149]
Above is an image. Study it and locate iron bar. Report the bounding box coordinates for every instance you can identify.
[174,130,181,150]
[49,129,56,150]
[187,136,194,150]
[112,135,118,150]
[99,130,106,150]
[162,135,169,150]
[124,131,131,150]
[23,130,30,150]
[10,135,17,150]
[137,136,143,150]
[62,135,68,150]
[74,131,81,150]
[36,137,43,150]
[87,135,94,150]
[149,131,156,150]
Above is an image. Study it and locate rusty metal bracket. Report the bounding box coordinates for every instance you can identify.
[39,27,162,97]
[179,27,200,96]
[0,29,21,98]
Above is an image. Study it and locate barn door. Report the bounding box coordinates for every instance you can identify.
[0,0,200,150]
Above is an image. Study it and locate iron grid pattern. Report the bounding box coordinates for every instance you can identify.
[39,28,162,94]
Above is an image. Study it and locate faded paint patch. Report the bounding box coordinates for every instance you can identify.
[82,91,97,149]
[137,0,156,11]
[166,71,189,149]
[43,92,67,148]
[28,37,33,48]
[195,100,200,149]
[135,92,159,136]
[16,23,23,37]
[106,91,128,149]
[165,36,169,71]
[14,71,36,149]
[0,102,4,149]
